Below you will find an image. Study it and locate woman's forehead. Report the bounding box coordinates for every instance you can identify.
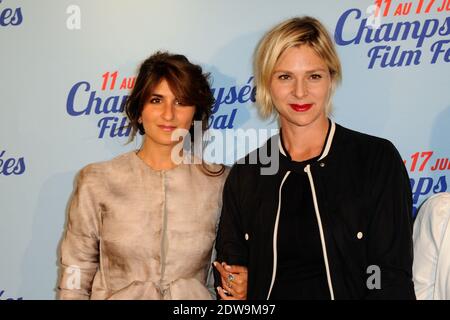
[275,46,328,72]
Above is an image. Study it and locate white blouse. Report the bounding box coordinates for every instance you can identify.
[413,192,450,299]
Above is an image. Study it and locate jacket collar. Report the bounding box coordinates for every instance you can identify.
[278,119,336,161]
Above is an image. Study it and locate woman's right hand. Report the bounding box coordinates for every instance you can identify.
[213,261,248,300]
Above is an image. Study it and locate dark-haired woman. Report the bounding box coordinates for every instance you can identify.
[58,51,243,300]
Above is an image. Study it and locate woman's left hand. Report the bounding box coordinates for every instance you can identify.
[213,261,248,300]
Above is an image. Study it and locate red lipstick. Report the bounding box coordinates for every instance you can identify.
[289,104,313,112]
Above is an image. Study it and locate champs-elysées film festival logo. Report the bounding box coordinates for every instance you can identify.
[0,1,23,26]
[0,151,25,176]
[1,0,25,175]
[66,72,254,139]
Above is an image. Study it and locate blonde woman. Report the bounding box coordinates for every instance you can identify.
[215,17,415,300]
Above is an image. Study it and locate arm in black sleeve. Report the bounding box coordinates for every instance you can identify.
[214,164,249,293]
[365,140,416,299]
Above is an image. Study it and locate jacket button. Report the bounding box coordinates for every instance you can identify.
[245,233,249,241]
[320,162,325,167]
[357,232,363,239]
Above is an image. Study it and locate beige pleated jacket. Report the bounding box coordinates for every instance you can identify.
[58,151,228,300]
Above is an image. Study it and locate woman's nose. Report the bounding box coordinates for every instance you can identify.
[293,79,308,99]
[161,102,175,121]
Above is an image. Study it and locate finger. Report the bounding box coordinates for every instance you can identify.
[220,275,236,293]
[216,262,245,288]
[217,286,237,300]
[220,275,246,300]
[221,275,228,286]
[213,261,229,278]
[226,281,246,298]
[221,274,246,299]
[221,271,240,283]
[223,274,244,286]
[216,286,229,300]
[221,270,246,286]
[224,283,246,300]
[222,279,240,297]
[223,263,248,274]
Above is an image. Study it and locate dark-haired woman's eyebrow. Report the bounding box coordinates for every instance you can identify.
[150,93,164,98]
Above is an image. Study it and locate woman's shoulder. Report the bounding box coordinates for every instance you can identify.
[78,151,136,179]
[417,192,450,222]
[336,123,392,147]
[334,123,401,159]
[414,193,450,256]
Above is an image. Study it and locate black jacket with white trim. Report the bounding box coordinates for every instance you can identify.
[214,121,416,300]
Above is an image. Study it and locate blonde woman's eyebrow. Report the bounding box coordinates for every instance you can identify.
[272,70,293,74]
[305,69,328,74]
[273,68,328,74]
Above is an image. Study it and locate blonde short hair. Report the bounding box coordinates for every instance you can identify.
[254,16,342,118]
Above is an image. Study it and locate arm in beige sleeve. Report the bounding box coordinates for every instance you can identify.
[58,165,103,300]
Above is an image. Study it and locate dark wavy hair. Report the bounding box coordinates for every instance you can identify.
[124,51,224,176]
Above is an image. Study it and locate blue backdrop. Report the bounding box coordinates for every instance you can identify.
[0,0,448,299]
